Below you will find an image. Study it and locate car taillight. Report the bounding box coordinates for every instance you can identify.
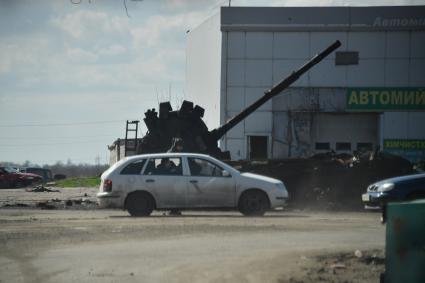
[103,179,112,192]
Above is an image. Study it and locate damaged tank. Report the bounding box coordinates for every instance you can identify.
[137,40,341,159]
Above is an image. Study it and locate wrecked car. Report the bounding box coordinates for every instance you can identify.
[362,173,425,209]
[19,167,52,182]
[0,167,43,188]
[97,153,288,216]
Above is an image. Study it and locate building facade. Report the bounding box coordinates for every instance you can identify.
[186,6,425,162]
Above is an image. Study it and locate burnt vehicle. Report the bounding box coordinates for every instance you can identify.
[362,173,425,209]
[134,41,341,159]
[20,167,53,182]
[0,167,43,188]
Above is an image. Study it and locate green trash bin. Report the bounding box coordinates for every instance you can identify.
[384,199,425,283]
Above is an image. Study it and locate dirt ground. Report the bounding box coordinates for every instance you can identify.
[0,187,385,283]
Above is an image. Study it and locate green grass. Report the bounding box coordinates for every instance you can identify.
[55,177,101,188]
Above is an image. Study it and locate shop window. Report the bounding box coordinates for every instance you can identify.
[357,142,373,151]
[336,142,351,151]
[315,142,330,150]
[335,51,359,65]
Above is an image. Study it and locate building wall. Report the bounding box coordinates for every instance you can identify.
[186,6,425,161]
[219,7,425,160]
[186,13,222,130]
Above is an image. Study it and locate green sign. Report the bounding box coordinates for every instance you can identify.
[347,88,425,111]
[384,139,425,163]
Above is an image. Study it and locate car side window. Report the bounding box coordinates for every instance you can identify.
[188,158,224,177]
[120,159,146,175]
[144,158,182,176]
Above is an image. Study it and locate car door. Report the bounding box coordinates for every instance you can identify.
[186,157,236,208]
[142,157,187,208]
[0,168,8,188]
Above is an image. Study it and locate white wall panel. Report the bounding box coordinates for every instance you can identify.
[310,32,348,59]
[186,14,221,129]
[226,121,244,139]
[348,32,385,59]
[385,59,409,87]
[407,113,425,139]
[273,32,309,59]
[382,112,409,137]
[246,32,273,59]
[409,59,425,86]
[347,59,385,87]
[245,59,272,87]
[245,87,272,111]
[227,59,245,86]
[226,138,246,160]
[273,59,308,87]
[225,109,245,140]
[310,59,346,87]
[228,32,245,59]
[410,31,425,58]
[226,87,244,111]
[245,112,272,132]
[386,32,409,58]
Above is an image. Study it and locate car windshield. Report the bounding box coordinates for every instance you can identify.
[4,167,18,173]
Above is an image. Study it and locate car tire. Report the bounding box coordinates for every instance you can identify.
[238,190,269,216]
[126,192,154,217]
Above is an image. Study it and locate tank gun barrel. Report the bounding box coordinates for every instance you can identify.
[210,40,341,140]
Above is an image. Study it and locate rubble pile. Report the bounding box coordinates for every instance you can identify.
[229,151,414,210]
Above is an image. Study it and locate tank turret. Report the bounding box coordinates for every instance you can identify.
[138,40,341,159]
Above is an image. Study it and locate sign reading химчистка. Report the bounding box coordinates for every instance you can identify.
[384,139,425,163]
[347,88,425,111]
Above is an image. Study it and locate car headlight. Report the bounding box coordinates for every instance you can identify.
[377,183,394,192]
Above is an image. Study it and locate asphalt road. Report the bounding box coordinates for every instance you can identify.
[0,209,385,283]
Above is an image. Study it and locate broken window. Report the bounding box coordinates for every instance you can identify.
[315,142,330,150]
[336,142,351,151]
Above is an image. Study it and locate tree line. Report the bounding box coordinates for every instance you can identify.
[0,160,109,178]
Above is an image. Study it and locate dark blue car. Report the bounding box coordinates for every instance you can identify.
[362,173,425,209]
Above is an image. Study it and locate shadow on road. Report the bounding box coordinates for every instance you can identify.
[109,213,310,219]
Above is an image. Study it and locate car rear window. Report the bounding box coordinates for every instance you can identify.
[120,159,146,175]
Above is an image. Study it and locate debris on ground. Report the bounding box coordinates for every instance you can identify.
[228,150,414,210]
[36,201,56,210]
[280,250,385,283]
[2,203,29,208]
[354,249,363,258]
[26,185,60,193]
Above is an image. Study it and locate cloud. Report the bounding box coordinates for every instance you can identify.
[66,46,98,62]
[98,44,127,56]
[130,11,209,48]
[51,10,129,40]
[0,36,49,74]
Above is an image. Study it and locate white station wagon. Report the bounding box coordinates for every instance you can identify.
[97,153,288,216]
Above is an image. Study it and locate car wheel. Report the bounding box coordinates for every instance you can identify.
[126,192,154,217]
[238,190,269,216]
[407,191,425,201]
[14,180,25,188]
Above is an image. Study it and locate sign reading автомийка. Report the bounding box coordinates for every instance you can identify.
[347,88,425,111]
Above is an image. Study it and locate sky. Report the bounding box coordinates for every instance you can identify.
[0,0,422,165]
